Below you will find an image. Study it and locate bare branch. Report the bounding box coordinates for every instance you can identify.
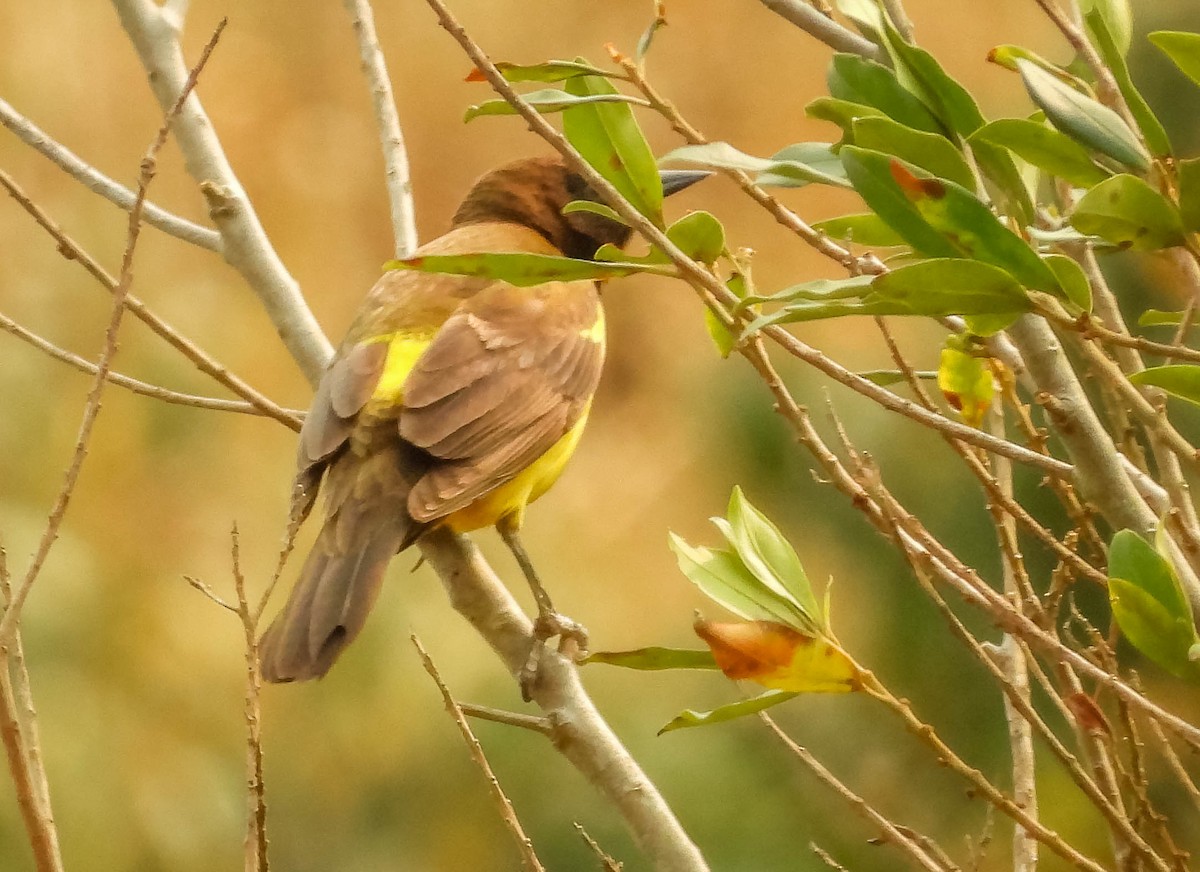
[759,713,954,872]
[414,635,546,872]
[0,311,303,420]
[112,0,334,384]
[576,824,624,872]
[0,96,221,251]
[754,0,883,60]
[417,527,710,872]
[0,168,303,432]
[342,0,419,258]
[0,549,64,872]
[183,575,238,613]
[0,20,225,645]
[459,703,554,735]
[227,527,269,872]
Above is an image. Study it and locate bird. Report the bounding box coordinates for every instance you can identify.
[258,155,707,690]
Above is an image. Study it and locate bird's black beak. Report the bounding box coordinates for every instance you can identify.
[660,169,711,197]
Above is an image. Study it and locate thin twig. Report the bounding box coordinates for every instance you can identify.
[576,824,623,871]
[0,311,304,420]
[810,843,850,872]
[229,527,269,872]
[184,575,238,613]
[0,96,221,251]
[342,0,419,258]
[0,548,64,872]
[759,713,954,872]
[416,528,710,872]
[0,169,303,432]
[0,19,226,646]
[459,703,554,735]
[413,635,547,872]
[1148,719,1200,814]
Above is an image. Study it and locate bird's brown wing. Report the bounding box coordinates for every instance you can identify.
[399,281,603,523]
[290,340,389,521]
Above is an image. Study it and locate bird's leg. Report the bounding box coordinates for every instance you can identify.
[496,519,588,700]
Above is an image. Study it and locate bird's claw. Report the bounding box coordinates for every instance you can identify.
[519,611,589,701]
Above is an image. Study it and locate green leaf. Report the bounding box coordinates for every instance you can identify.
[1015,59,1150,173]
[582,648,719,670]
[659,141,850,189]
[704,308,736,358]
[666,211,725,263]
[1086,11,1171,158]
[852,116,975,188]
[748,275,876,305]
[1043,253,1092,313]
[841,147,961,258]
[1109,530,1192,624]
[386,252,671,285]
[1080,0,1133,57]
[881,25,985,136]
[1110,579,1200,680]
[757,143,850,188]
[1129,366,1200,407]
[805,97,886,144]
[1070,175,1185,251]
[464,89,648,122]
[668,534,807,627]
[879,25,1033,222]
[480,60,615,83]
[1150,31,1200,88]
[723,487,822,631]
[813,213,906,247]
[562,200,627,224]
[743,260,1032,335]
[659,690,797,734]
[872,259,1034,315]
[879,155,1064,295]
[1177,157,1200,233]
[827,54,944,135]
[970,118,1109,187]
[1138,310,1197,329]
[564,70,663,225]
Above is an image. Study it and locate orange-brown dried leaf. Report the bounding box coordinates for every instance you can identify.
[694,619,858,693]
[1065,692,1112,737]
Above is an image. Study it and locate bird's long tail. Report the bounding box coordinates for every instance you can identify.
[258,501,408,683]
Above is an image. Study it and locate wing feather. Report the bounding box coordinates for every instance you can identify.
[398,281,602,522]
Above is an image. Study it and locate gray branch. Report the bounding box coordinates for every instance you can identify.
[112,0,333,384]
[0,97,221,251]
[756,0,883,60]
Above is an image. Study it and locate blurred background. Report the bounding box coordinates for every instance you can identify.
[2,1,1200,869]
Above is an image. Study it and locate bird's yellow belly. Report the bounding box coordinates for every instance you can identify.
[443,404,591,533]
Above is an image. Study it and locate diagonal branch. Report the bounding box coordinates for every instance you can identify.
[0,96,221,251]
[0,310,303,420]
[0,168,303,432]
[112,0,333,385]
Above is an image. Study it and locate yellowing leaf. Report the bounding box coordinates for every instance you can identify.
[938,346,995,428]
[693,619,859,693]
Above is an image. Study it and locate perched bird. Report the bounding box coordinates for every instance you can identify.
[259,155,706,687]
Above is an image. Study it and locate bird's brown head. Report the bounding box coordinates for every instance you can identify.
[451,156,707,260]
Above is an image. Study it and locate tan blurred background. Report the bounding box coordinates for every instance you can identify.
[2,1,1199,869]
